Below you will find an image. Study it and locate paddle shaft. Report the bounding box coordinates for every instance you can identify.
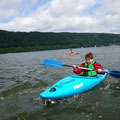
[78,67,108,73]
[64,64,109,74]
[64,64,99,71]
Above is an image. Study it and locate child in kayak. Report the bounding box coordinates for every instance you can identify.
[70,49,74,53]
[72,52,104,76]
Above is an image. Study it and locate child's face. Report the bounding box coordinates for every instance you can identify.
[85,58,93,64]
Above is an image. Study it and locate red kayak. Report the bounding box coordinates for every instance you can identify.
[67,52,79,55]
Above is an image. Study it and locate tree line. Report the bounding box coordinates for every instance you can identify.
[0,30,120,53]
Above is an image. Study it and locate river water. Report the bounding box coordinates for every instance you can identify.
[0,46,120,120]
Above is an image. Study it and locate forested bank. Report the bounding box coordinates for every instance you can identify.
[0,30,120,53]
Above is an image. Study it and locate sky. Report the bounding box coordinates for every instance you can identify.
[0,0,120,33]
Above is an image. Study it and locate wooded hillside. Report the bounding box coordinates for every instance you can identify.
[0,30,120,53]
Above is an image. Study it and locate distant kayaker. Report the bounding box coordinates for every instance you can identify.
[72,52,104,76]
[70,49,74,53]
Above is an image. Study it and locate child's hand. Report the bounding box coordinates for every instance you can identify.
[72,65,77,69]
[98,69,103,73]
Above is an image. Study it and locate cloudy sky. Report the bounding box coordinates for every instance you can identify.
[0,0,120,33]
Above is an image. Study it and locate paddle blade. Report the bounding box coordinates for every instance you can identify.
[109,71,120,78]
[43,59,64,67]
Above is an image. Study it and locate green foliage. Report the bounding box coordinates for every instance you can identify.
[0,30,120,53]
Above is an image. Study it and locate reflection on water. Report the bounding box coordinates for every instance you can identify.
[0,46,120,120]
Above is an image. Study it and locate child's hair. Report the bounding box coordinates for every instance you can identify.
[85,52,94,59]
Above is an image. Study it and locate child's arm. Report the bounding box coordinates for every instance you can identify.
[73,63,85,74]
[94,63,104,74]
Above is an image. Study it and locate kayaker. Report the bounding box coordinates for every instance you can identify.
[70,49,74,53]
[72,52,104,76]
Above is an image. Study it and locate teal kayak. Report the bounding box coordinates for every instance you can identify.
[40,70,108,99]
